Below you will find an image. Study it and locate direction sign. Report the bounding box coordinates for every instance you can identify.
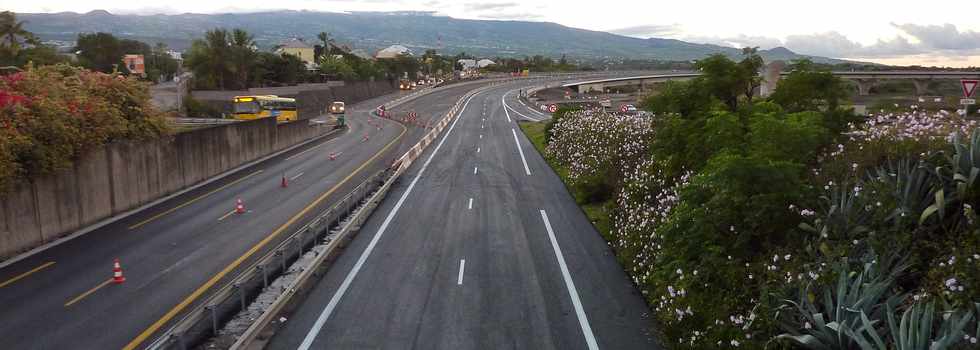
[961,99,976,105]
[548,104,558,113]
[962,79,979,98]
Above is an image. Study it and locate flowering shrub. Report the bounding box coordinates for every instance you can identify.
[0,64,169,190]
[545,108,655,185]
[546,91,978,347]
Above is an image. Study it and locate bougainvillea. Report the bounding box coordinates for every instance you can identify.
[0,64,169,190]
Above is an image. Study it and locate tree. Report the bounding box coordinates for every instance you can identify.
[253,52,307,86]
[317,32,334,53]
[75,32,124,73]
[0,11,37,59]
[230,29,256,89]
[738,47,765,101]
[769,59,848,114]
[695,54,746,111]
[184,29,233,89]
[318,54,356,81]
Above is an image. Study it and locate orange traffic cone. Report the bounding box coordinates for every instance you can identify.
[112,258,126,284]
[281,174,288,188]
[235,199,245,214]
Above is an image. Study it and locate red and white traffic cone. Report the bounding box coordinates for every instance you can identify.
[235,199,245,214]
[112,258,126,284]
[329,152,336,161]
[281,174,288,188]
[362,133,369,142]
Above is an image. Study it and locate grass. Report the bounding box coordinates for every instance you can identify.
[518,120,614,239]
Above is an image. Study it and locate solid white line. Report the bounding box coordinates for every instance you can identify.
[468,198,473,210]
[477,147,481,153]
[503,90,542,121]
[505,104,543,122]
[518,98,548,117]
[501,93,513,122]
[457,259,466,285]
[290,172,305,180]
[473,166,478,175]
[540,210,599,350]
[511,128,532,176]
[297,88,482,350]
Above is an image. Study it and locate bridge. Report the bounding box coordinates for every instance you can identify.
[564,70,980,96]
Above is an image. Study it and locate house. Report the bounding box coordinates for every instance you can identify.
[276,39,316,65]
[457,59,496,70]
[375,45,411,59]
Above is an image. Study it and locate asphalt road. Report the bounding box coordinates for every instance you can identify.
[0,82,484,349]
[266,80,659,350]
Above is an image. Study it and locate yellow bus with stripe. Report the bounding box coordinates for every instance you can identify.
[232,95,298,123]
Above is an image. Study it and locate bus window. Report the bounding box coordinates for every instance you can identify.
[234,100,260,114]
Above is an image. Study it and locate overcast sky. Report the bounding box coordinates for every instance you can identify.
[9,0,980,67]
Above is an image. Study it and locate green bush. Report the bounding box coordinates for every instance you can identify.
[0,64,169,190]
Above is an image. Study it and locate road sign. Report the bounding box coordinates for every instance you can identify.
[620,105,628,113]
[962,79,979,98]
[548,104,557,113]
[961,99,976,105]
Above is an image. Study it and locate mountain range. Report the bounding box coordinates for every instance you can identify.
[19,10,857,64]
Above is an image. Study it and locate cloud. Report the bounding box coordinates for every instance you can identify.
[477,12,542,20]
[783,31,921,58]
[463,2,518,12]
[891,23,980,50]
[608,24,681,38]
[683,34,783,50]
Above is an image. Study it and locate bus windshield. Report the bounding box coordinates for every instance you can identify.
[234,101,260,114]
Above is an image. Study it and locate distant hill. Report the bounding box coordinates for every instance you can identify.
[19,10,856,64]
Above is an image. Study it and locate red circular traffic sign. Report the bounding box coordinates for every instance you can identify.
[620,105,628,113]
[548,104,558,113]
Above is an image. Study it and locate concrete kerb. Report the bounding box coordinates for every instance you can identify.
[228,167,398,350]
[227,81,494,349]
[0,86,445,270]
[0,126,345,270]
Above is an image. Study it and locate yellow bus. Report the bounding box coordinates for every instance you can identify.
[232,95,298,123]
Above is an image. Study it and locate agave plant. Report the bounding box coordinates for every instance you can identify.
[774,253,909,349]
[872,159,939,229]
[799,184,872,241]
[845,299,975,350]
[918,129,980,231]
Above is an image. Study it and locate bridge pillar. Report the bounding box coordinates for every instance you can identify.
[912,79,930,96]
[759,60,785,97]
[855,79,877,96]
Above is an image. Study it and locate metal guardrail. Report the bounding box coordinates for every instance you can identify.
[168,117,240,126]
[225,79,506,350]
[151,78,511,350]
[148,169,389,350]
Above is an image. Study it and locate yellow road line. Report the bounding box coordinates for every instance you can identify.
[217,209,237,222]
[128,170,264,230]
[123,122,408,350]
[284,130,347,162]
[0,261,55,288]
[64,278,112,307]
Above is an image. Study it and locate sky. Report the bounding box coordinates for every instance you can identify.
[7,0,980,67]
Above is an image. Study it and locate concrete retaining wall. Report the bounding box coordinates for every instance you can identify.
[193,80,397,119]
[0,118,337,260]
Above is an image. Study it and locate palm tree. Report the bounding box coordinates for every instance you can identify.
[317,31,334,53]
[230,28,256,88]
[0,11,37,57]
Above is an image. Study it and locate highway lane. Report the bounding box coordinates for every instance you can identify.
[267,79,659,349]
[0,83,486,349]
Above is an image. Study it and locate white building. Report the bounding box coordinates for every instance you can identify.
[375,45,411,59]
